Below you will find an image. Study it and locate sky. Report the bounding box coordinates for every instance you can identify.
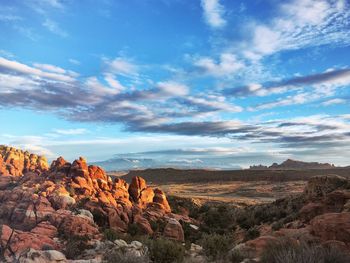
[0,0,350,169]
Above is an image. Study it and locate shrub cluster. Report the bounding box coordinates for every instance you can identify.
[147,237,185,263]
[199,233,232,261]
[260,238,350,263]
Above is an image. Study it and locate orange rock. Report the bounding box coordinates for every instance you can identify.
[108,208,129,232]
[129,176,147,202]
[89,165,107,180]
[153,188,171,213]
[30,221,57,238]
[134,214,153,235]
[163,218,184,242]
[1,224,57,256]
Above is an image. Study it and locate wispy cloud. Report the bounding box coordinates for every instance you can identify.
[322,98,347,106]
[53,128,88,135]
[225,68,350,99]
[200,0,226,28]
[241,0,350,60]
[43,18,68,37]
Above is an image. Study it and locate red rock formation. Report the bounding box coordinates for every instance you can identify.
[163,218,184,242]
[310,212,350,245]
[153,188,171,213]
[0,147,185,259]
[0,146,48,176]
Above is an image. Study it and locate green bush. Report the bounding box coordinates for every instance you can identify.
[200,233,232,260]
[271,221,284,231]
[128,223,145,237]
[64,235,91,259]
[260,238,350,263]
[150,219,166,233]
[244,226,260,241]
[200,204,236,234]
[103,228,119,241]
[148,237,185,263]
[181,221,202,244]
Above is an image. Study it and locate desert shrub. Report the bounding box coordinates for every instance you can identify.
[229,249,245,263]
[236,210,257,230]
[64,235,91,259]
[75,197,91,209]
[260,238,350,263]
[181,221,202,243]
[91,209,107,227]
[200,233,232,260]
[244,226,260,241]
[200,204,236,234]
[271,220,284,231]
[127,223,145,237]
[147,237,185,263]
[150,219,167,233]
[103,228,119,241]
[104,249,149,263]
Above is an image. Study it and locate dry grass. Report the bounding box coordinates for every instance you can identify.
[150,180,306,205]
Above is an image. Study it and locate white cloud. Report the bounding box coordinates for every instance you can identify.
[157,81,189,96]
[106,57,139,77]
[85,76,120,96]
[0,57,75,82]
[43,19,68,37]
[53,128,88,135]
[322,98,347,106]
[104,73,126,93]
[194,53,244,77]
[200,0,226,28]
[243,0,350,60]
[69,58,80,65]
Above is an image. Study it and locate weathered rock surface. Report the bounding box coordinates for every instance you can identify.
[0,145,48,176]
[0,146,180,261]
[310,212,350,245]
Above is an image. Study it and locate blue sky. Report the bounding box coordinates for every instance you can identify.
[0,0,350,168]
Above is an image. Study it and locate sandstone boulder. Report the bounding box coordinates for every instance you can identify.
[163,218,184,242]
[310,212,350,245]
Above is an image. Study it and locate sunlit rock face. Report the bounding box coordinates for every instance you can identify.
[0,146,187,261]
[0,145,49,176]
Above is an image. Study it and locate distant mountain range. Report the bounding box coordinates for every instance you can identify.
[250,159,336,170]
[92,156,242,171]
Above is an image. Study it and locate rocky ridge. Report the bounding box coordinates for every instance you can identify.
[0,145,48,176]
[0,148,190,262]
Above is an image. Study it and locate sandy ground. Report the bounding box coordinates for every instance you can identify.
[151,180,307,205]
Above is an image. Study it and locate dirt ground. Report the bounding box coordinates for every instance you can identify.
[150,180,307,206]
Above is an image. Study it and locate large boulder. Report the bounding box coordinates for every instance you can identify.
[310,212,350,245]
[0,224,57,256]
[153,188,171,213]
[163,218,184,242]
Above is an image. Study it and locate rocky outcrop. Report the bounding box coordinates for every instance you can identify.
[0,147,183,261]
[310,212,350,246]
[304,174,349,199]
[269,159,335,170]
[0,146,48,176]
[163,218,185,242]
